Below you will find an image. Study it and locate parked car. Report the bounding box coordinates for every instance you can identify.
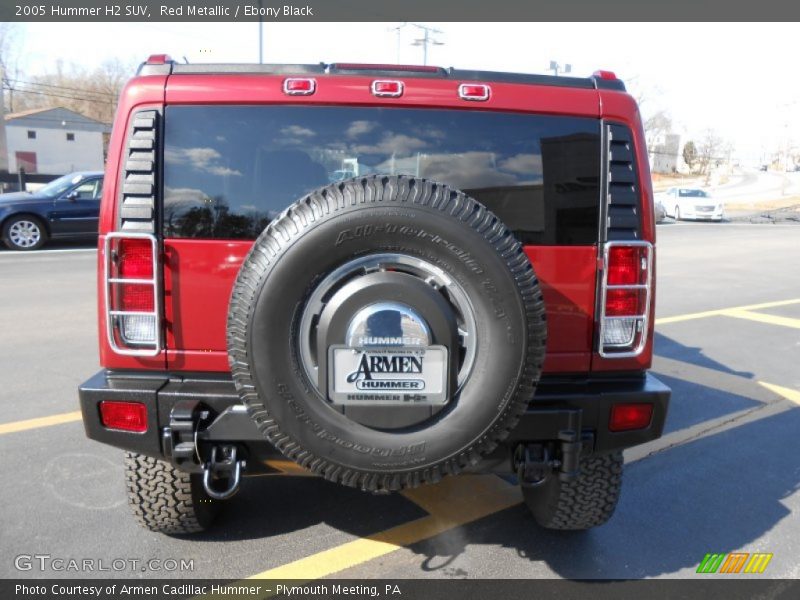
[654,198,667,223]
[328,168,358,183]
[0,171,104,250]
[663,187,724,221]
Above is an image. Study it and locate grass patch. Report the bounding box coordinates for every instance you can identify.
[725,196,800,211]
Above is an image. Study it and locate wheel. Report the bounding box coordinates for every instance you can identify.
[674,206,681,221]
[228,175,547,492]
[124,452,221,534]
[522,450,623,530]
[3,215,47,250]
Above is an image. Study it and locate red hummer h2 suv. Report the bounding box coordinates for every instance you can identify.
[79,56,670,534]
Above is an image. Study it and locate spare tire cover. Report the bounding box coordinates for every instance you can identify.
[228,175,546,491]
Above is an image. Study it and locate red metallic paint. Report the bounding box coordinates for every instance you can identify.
[164,75,601,117]
[160,241,598,374]
[162,239,250,356]
[98,71,655,375]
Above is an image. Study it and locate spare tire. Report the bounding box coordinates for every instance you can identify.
[228,175,546,491]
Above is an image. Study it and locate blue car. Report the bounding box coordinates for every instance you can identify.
[0,171,104,250]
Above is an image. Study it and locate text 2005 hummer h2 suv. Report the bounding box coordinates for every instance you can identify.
[79,55,670,534]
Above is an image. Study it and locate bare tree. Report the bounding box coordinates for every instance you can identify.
[0,23,24,113]
[695,130,724,176]
[643,110,673,150]
[10,59,136,123]
[626,75,674,157]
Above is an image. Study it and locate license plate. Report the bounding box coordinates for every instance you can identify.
[328,346,448,405]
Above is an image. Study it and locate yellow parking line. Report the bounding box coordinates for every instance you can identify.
[0,410,82,435]
[759,382,800,405]
[722,309,800,330]
[248,475,521,580]
[243,378,800,583]
[262,459,315,476]
[656,308,730,325]
[655,298,800,325]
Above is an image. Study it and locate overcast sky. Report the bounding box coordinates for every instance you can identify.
[14,22,800,161]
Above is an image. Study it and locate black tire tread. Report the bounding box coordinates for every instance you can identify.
[124,452,216,535]
[524,451,623,530]
[228,175,547,492]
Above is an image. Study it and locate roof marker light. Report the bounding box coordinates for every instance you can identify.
[458,83,491,102]
[146,54,172,65]
[593,70,618,81]
[371,80,404,98]
[283,78,316,95]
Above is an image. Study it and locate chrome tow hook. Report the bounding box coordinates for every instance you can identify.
[202,445,245,500]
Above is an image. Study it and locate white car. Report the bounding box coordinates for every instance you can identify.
[664,188,724,221]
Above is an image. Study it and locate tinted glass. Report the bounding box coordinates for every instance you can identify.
[73,179,103,200]
[679,189,708,197]
[38,173,85,197]
[163,106,601,244]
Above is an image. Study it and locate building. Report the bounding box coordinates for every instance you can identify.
[649,132,681,174]
[0,93,8,173]
[4,107,110,176]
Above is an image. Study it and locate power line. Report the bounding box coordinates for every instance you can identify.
[2,86,113,105]
[6,78,117,98]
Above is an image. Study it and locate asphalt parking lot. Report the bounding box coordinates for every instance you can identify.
[1,221,798,581]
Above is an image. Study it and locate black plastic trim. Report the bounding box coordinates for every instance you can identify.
[117,109,159,233]
[80,369,669,473]
[604,121,642,241]
[78,370,167,457]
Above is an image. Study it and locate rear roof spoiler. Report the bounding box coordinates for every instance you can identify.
[137,55,626,91]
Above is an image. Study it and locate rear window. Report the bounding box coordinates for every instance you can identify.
[679,189,708,198]
[163,106,601,244]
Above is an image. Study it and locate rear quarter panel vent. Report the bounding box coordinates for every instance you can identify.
[605,123,641,241]
[118,110,158,232]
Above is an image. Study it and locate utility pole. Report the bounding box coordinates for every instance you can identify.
[549,60,572,76]
[257,0,263,64]
[411,24,444,66]
[388,23,408,63]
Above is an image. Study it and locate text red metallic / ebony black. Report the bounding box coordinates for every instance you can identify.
[79,55,670,534]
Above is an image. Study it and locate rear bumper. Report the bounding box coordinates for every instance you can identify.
[79,370,670,475]
[682,211,724,221]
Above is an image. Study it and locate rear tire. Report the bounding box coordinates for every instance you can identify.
[124,452,221,535]
[227,175,546,492]
[522,451,623,530]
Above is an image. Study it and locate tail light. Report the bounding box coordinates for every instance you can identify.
[609,402,653,432]
[599,241,652,357]
[99,400,148,432]
[104,233,161,356]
